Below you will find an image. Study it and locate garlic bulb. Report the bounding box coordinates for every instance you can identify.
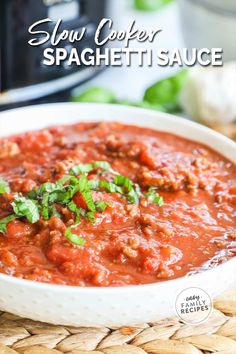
[180,62,236,126]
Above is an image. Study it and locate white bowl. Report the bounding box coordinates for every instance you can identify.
[0,103,235,326]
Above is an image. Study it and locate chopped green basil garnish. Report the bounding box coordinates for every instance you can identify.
[85,211,96,223]
[93,161,111,171]
[70,161,114,176]
[114,175,133,192]
[0,161,164,246]
[0,177,10,194]
[77,175,95,212]
[146,187,164,206]
[70,163,94,175]
[65,226,85,246]
[41,193,50,220]
[113,175,141,204]
[12,195,40,224]
[88,179,100,190]
[99,179,122,194]
[95,200,110,213]
[67,201,81,223]
[0,214,17,234]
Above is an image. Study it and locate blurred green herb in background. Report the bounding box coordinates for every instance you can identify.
[71,69,188,114]
[73,87,116,104]
[134,0,173,12]
[144,69,188,112]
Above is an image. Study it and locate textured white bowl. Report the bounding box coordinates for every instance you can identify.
[0,103,235,326]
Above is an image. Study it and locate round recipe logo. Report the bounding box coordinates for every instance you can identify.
[175,287,213,324]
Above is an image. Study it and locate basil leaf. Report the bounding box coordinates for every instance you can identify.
[41,193,50,220]
[85,211,95,223]
[88,179,99,190]
[99,180,115,192]
[0,177,10,194]
[79,208,86,217]
[77,175,95,212]
[93,161,111,171]
[49,190,71,204]
[99,180,122,194]
[71,87,116,104]
[93,161,118,175]
[95,200,109,213]
[113,175,141,204]
[100,176,141,204]
[39,182,58,194]
[0,214,17,234]
[56,175,73,186]
[50,206,62,219]
[65,226,85,246]
[146,188,164,206]
[70,161,114,176]
[77,174,88,191]
[144,69,188,112]
[70,163,93,176]
[30,181,63,199]
[67,201,81,223]
[114,175,133,192]
[27,189,38,199]
[127,188,140,204]
[134,0,173,11]
[81,190,95,212]
[12,195,40,223]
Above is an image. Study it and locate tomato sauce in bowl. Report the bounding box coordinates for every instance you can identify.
[0,121,235,287]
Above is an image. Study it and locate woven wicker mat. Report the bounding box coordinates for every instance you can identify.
[0,287,235,354]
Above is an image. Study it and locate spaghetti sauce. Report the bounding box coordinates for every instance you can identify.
[0,122,235,286]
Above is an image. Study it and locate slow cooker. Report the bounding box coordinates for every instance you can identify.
[0,0,106,110]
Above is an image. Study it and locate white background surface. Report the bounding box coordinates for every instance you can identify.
[74,0,185,101]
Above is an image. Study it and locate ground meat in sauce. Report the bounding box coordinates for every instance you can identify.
[0,122,235,286]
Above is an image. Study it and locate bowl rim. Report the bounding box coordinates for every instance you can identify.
[0,102,235,293]
[1,101,236,151]
[0,256,235,294]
